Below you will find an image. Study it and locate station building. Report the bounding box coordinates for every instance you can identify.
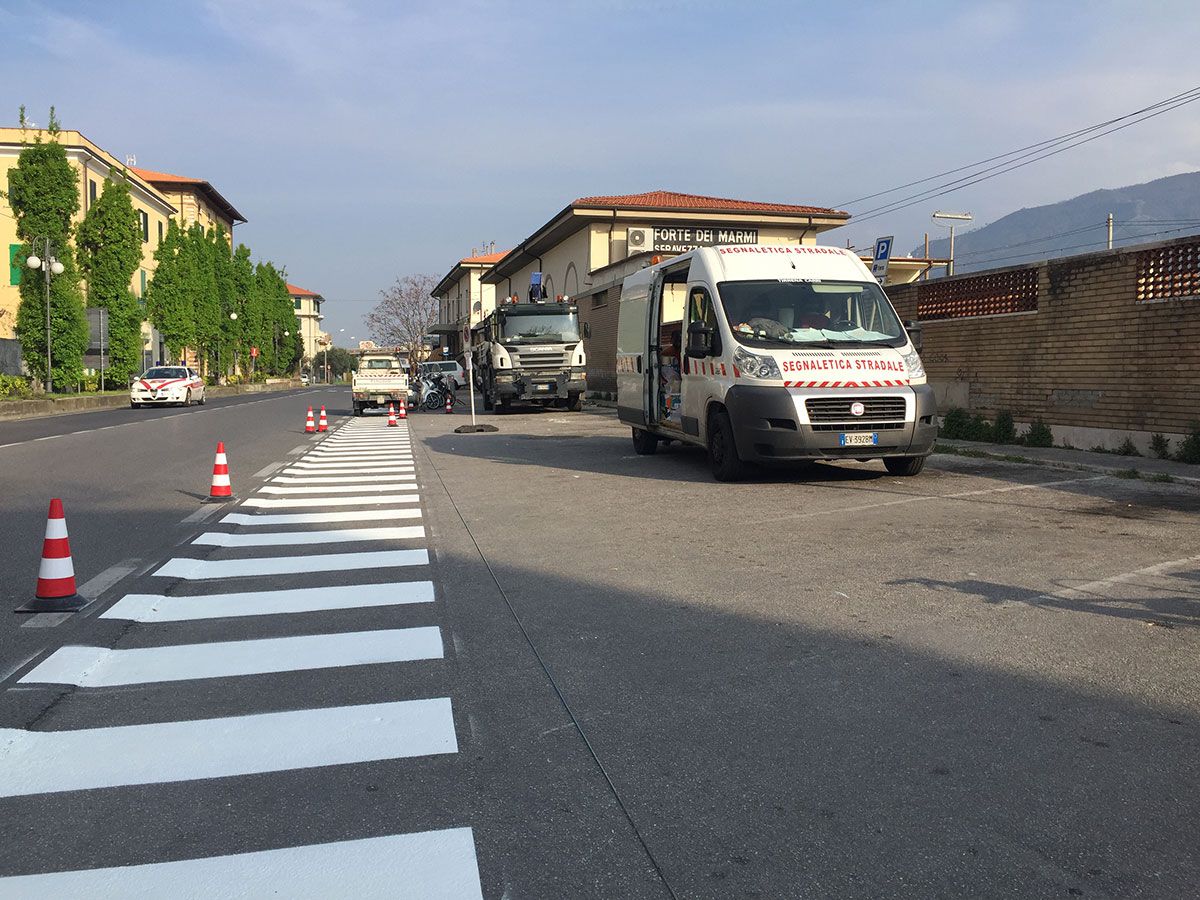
[288,283,326,364]
[433,190,850,393]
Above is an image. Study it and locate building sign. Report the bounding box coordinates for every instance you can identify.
[358,340,377,350]
[650,226,759,254]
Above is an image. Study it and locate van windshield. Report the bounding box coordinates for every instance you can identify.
[500,311,580,344]
[718,280,906,348]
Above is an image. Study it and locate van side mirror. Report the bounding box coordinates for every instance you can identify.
[904,319,923,352]
[686,321,713,358]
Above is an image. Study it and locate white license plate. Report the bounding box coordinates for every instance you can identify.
[839,432,878,447]
[534,384,551,391]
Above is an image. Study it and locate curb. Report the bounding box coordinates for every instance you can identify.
[933,442,1200,487]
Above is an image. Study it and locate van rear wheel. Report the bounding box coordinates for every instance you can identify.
[631,428,658,455]
[707,408,746,481]
[884,455,926,476]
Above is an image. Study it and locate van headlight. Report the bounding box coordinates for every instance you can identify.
[733,346,781,380]
[901,348,926,380]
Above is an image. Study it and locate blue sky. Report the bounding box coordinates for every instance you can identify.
[4,1,1198,339]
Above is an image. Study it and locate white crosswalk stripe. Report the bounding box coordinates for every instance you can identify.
[0,418,486,896]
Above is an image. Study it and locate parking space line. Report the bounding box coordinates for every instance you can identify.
[101,581,436,622]
[19,626,444,687]
[194,526,425,547]
[152,548,428,580]
[0,698,457,797]
[1042,553,1200,601]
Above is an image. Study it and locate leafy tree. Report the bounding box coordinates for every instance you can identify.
[5,107,89,389]
[145,219,194,358]
[231,244,254,373]
[76,173,144,382]
[320,346,358,378]
[185,223,218,373]
[366,273,439,370]
[210,226,237,378]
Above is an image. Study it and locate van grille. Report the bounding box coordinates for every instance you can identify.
[806,397,907,424]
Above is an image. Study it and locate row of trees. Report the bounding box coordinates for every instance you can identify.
[5,107,301,390]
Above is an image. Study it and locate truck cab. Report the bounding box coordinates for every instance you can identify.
[616,245,936,480]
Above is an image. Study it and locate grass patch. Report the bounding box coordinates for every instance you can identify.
[1149,473,1175,483]
[1114,468,1142,480]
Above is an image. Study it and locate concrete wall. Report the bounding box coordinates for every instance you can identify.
[886,235,1200,450]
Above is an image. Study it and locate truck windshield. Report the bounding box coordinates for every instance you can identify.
[500,312,580,343]
[718,280,906,348]
[361,358,401,370]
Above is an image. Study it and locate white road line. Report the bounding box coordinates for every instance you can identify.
[252,461,287,478]
[0,828,484,900]
[1041,553,1200,601]
[0,698,457,797]
[76,560,140,600]
[308,452,413,460]
[101,581,435,622]
[221,508,421,526]
[272,474,414,483]
[240,494,421,508]
[194,526,425,547]
[291,458,413,466]
[257,482,416,494]
[20,626,443,687]
[153,549,428,580]
[179,503,226,524]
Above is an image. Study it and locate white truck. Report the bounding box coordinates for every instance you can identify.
[351,350,410,416]
[474,300,587,412]
[615,245,935,481]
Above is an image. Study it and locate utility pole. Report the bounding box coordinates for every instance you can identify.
[1107,213,1114,250]
[932,211,973,277]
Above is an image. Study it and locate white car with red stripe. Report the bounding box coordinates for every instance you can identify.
[616,245,936,481]
[130,366,206,408]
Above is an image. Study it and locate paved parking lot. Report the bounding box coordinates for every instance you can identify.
[421,402,1200,898]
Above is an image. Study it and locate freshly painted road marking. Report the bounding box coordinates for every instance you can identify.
[194,525,425,547]
[78,561,141,599]
[252,461,287,478]
[221,508,422,526]
[20,626,444,687]
[0,698,457,797]
[0,828,485,900]
[272,473,414,483]
[101,581,435,622]
[308,452,414,460]
[257,482,416,494]
[290,458,414,467]
[281,468,414,477]
[240,494,421,508]
[153,549,428,580]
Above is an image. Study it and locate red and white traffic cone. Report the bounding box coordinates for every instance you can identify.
[317,406,328,432]
[387,403,398,427]
[304,406,315,433]
[18,498,87,612]
[397,401,407,421]
[206,441,233,501]
[444,394,452,414]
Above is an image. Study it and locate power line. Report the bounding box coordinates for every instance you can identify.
[960,224,1200,267]
[843,87,1200,227]
[834,85,1200,209]
[956,222,1107,259]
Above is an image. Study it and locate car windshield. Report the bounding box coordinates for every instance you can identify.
[500,311,580,343]
[718,280,906,348]
[143,367,188,379]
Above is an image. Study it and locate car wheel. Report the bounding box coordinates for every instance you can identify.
[631,428,658,455]
[184,389,192,407]
[884,455,926,476]
[130,401,140,409]
[707,407,746,482]
[198,393,206,406]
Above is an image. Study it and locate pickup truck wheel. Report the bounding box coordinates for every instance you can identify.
[631,428,658,455]
[884,455,926,476]
[567,391,583,412]
[707,408,747,482]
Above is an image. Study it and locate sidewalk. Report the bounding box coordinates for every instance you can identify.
[935,438,1200,485]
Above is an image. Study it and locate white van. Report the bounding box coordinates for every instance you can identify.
[615,245,936,480]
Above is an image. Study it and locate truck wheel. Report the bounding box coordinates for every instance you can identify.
[707,408,746,482]
[353,403,363,417]
[567,391,583,412]
[631,428,658,455]
[884,455,926,476]
[482,391,494,411]
[498,396,511,413]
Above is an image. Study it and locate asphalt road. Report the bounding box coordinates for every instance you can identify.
[0,390,1197,898]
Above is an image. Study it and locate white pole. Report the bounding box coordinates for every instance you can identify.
[466,353,477,427]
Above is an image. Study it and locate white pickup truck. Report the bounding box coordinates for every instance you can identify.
[351,351,410,416]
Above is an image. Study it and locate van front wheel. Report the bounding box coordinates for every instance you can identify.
[884,455,926,476]
[631,428,658,455]
[707,408,746,481]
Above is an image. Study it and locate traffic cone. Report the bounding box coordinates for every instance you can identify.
[206,441,233,501]
[318,406,329,432]
[444,394,452,414]
[18,499,87,612]
[397,402,407,421]
[387,403,398,427]
[305,406,315,433]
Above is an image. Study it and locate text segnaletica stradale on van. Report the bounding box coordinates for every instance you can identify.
[616,245,937,481]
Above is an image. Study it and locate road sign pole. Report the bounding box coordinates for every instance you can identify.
[466,353,477,427]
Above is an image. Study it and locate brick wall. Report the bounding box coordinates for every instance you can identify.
[886,235,1200,434]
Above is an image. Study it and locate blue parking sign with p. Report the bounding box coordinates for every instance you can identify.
[873,237,892,262]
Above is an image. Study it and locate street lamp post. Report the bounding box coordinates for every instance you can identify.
[932,211,973,276]
[25,238,66,393]
[228,312,238,382]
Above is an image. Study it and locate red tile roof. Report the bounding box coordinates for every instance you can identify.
[129,166,203,185]
[572,190,845,217]
[128,166,247,224]
[287,283,322,298]
[459,250,509,264]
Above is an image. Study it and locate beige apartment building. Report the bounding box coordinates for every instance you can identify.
[451,190,850,391]
[288,283,326,364]
[431,249,507,358]
[0,128,177,372]
[130,166,245,236]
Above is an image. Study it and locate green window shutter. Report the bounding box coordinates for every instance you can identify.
[294,298,301,310]
[140,269,147,296]
[9,244,22,286]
